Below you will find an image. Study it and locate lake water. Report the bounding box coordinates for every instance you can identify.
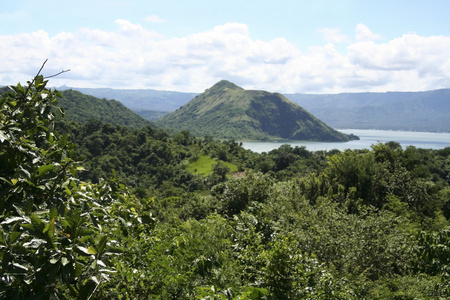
[240,129,450,153]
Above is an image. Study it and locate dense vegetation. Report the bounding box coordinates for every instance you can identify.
[65,86,197,112]
[0,87,151,130]
[57,90,151,129]
[155,80,358,142]
[1,76,450,299]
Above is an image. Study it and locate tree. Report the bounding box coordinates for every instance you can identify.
[0,70,120,298]
[213,161,230,181]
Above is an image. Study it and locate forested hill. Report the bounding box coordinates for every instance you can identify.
[58,89,151,128]
[59,86,197,112]
[154,80,358,142]
[1,86,151,128]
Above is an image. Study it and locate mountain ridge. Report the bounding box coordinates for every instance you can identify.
[55,85,450,132]
[286,89,450,132]
[154,80,357,142]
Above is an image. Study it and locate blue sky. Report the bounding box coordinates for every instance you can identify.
[1,0,450,93]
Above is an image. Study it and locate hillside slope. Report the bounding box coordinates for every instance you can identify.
[155,80,357,141]
[61,86,197,112]
[58,89,150,128]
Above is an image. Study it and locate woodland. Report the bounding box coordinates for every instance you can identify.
[1,74,450,299]
[154,80,357,142]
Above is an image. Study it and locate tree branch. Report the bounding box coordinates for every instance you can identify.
[44,69,71,79]
[25,59,48,95]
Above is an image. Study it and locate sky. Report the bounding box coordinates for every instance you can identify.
[1,0,450,93]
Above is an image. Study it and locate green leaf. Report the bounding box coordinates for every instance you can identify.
[38,164,55,177]
[49,206,58,219]
[1,216,24,225]
[61,256,69,266]
[30,214,46,233]
[23,238,46,249]
[34,75,44,87]
[50,258,59,264]
[9,231,22,244]
[0,130,7,142]
[19,165,31,180]
[75,246,91,256]
[0,177,12,185]
[12,262,28,272]
[20,223,35,231]
[0,95,6,107]
[88,246,97,255]
[97,236,107,255]
[105,247,124,254]
[44,217,56,238]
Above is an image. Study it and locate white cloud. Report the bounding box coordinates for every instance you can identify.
[1,22,449,93]
[318,28,349,43]
[355,23,382,42]
[145,15,165,23]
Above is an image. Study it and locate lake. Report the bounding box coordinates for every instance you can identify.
[240,129,450,153]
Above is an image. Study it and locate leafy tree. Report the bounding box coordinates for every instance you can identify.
[212,172,274,217]
[0,72,126,298]
[415,227,450,276]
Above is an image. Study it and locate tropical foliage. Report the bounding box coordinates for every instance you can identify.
[57,89,150,128]
[1,73,450,299]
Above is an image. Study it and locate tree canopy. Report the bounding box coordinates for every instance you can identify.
[1,73,449,299]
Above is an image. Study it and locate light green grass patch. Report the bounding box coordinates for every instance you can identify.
[185,155,238,175]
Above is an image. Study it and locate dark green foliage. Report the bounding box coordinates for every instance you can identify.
[66,86,197,112]
[55,119,260,201]
[212,172,274,217]
[155,80,357,141]
[2,76,450,299]
[415,227,450,276]
[57,89,150,128]
[0,76,139,298]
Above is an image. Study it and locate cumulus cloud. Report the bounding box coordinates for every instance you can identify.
[145,15,165,23]
[0,22,449,93]
[355,23,383,42]
[318,28,349,43]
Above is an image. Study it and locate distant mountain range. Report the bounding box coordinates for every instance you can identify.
[154,80,357,142]
[61,85,450,132]
[286,90,450,132]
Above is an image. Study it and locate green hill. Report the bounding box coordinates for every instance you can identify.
[57,89,151,128]
[1,86,150,128]
[155,80,358,141]
[60,86,197,112]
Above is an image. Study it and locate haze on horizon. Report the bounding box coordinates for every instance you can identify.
[1,0,450,94]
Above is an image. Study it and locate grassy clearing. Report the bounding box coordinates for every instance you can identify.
[185,155,238,175]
